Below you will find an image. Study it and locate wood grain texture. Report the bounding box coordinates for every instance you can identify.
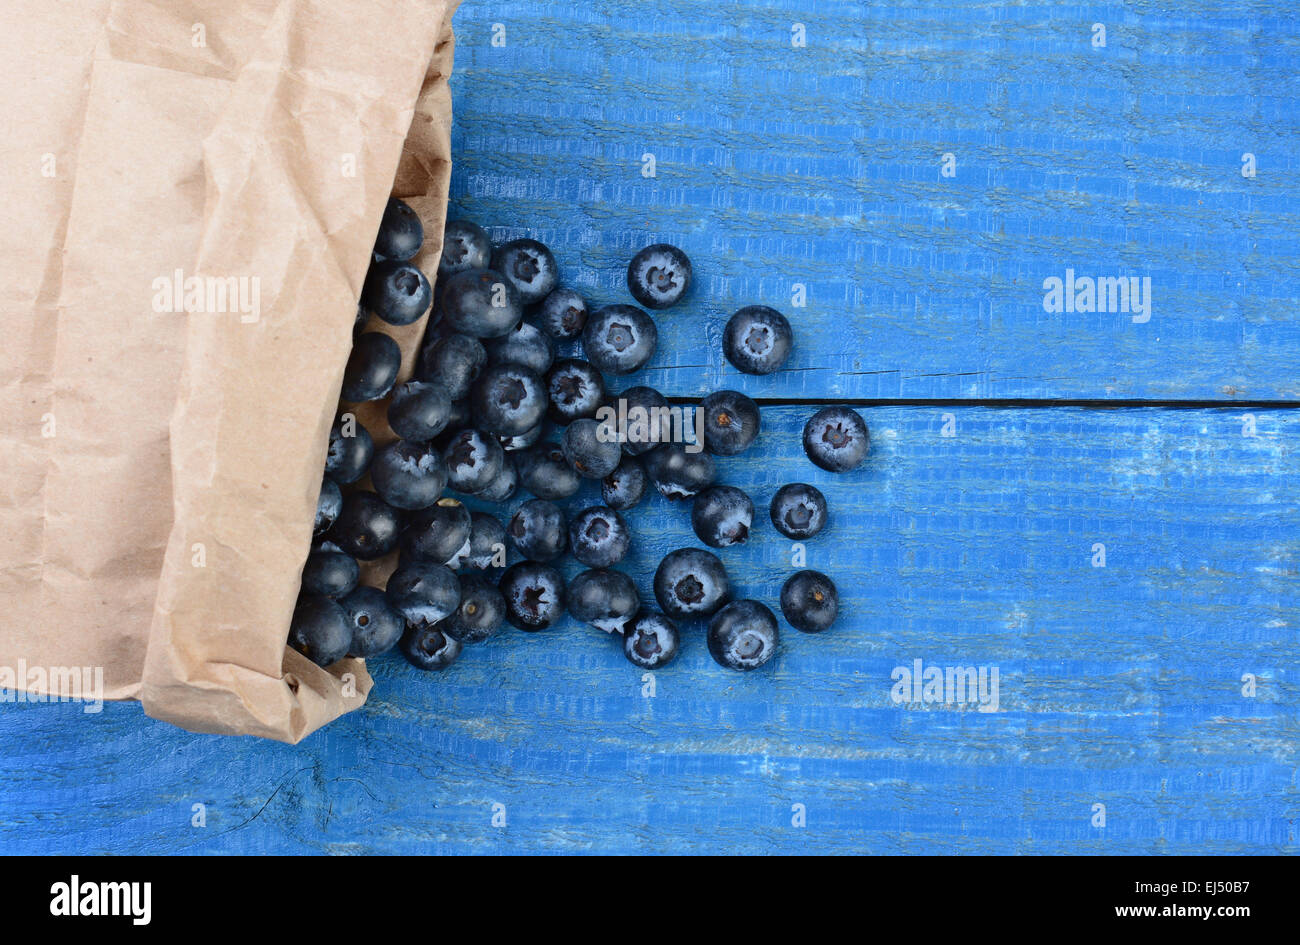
[448,0,1300,400]
[1,407,1295,854]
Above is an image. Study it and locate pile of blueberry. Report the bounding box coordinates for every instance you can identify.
[291,198,870,675]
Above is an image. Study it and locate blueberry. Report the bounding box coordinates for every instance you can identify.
[769,483,827,539]
[691,485,753,548]
[602,455,647,511]
[401,497,472,564]
[802,406,869,472]
[567,569,639,633]
[329,491,402,560]
[416,332,486,400]
[441,428,505,494]
[583,304,657,375]
[338,585,405,657]
[342,332,402,402]
[499,561,566,631]
[700,390,760,456]
[707,600,779,671]
[653,548,731,619]
[373,197,423,262]
[491,238,558,305]
[536,287,588,340]
[441,269,523,338]
[440,219,492,278]
[362,260,432,326]
[622,612,680,669]
[469,363,547,436]
[562,418,621,479]
[780,570,838,633]
[643,443,716,500]
[626,243,692,310]
[723,305,792,375]
[545,358,605,425]
[516,443,582,500]
[314,477,343,535]
[300,547,359,598]
[507,498,566,562]
[388,380,453,442]
[386,560,461,629]
[289,596,353,667]
[399,622,463,671]
[616,386,672,455]
[485,320,555,374]
[449,511,508,571]
[441,574,506,643]
[371,439,447,510]
[498,421,546,453]
[568,506,630,568]
[325,415,374,485]
[476,451,518,503]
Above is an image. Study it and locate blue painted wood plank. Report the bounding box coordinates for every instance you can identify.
[447,1,1300,400]
[1,407,1295,854]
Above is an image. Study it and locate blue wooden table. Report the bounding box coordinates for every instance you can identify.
[2,1,1297,855]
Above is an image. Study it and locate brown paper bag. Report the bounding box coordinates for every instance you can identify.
[0,0,460,742]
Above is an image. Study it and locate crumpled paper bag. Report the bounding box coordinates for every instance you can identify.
[0,0,460,742]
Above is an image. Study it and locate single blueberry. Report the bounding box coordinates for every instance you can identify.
[388,380,453,442]
[615,385,672,456]
[642,443,716,500]
[622,612,680,669]
[780,570,839,633]
[441,428,505,494]
[707,600,779,671]
[314,477,343,536]
[401,497,472,565]
[441,574,506,643]
[567,569,639,633]
[300,548,359,599]
[653,548,731,619]
[485,320,555,375]
[626,243,692,309]
[507,498,567,562]
[386,560,461,629]
[324,415,374,485]
[399,622,463,671]
[691,485,754,548]
[289,595,353,667]
[371,439,447,511]
[769,483,828,539]
[545,358,606,425]
[602,455,647,511]
[448,511,508,572]
[499,561,566,631]
[515,443,582,500]
[329,491,402,560]
[582,304,657,375]
[802,406,869,472]
[373,197,423,262]
[723,305,792,375]
[339,585,406,658]
[362,260,432,326]
[416,332,486,400]
[440,268,523,338]
[700,390,761,456]
[536,287,588,340]
[439,219,492,278]
[341,332,402,402]
[568,506,630,568]
[562,418,622,479]
[469,363,547,436]
[491,238,558,304]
